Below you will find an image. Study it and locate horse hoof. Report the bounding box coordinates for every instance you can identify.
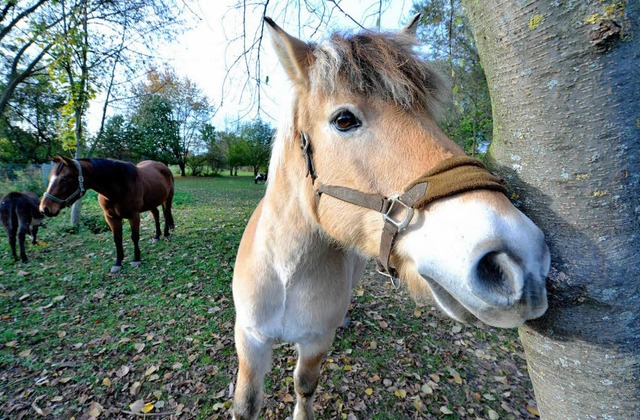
[131,261,141,268]
[152,238,159,244]
[110,265,122,273]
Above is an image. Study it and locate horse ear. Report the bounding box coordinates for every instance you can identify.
[264,17,313,87]
[55,155,74,166]
[402,13,421,37]
[50,155,63,163]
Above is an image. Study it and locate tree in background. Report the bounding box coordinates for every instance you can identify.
[199,123,227,175]
[237,119,273,176]
[133,68,214,176]
[128,93,180,165]
[0,0,186,165]
[0,74,65,163]
[220,130,243,176]
[92,115,135,161]
[411,0,492,155]
[464,0,639,416]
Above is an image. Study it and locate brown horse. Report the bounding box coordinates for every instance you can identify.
[231,16,550,419]
[39,156,175,273]
[1,191,44,262]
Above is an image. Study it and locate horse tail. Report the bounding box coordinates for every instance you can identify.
[0,196,15,232]
[164,170,175,231]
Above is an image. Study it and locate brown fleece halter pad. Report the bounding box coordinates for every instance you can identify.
[405,156,507,209]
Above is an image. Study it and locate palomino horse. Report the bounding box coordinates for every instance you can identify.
[39,156,175,273]
[232,16,550,419]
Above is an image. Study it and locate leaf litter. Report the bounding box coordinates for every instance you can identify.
[0,177,540,418]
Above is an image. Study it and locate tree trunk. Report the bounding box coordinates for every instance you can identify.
[464,1,639,418]
[69,0,89,229]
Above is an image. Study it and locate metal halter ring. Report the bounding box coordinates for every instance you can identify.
[383,195,414,232]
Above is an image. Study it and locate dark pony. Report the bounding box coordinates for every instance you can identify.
[40,156,175,273]
[254,173,268,184]
[1,191,44,262]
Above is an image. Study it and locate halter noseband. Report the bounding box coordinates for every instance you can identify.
[44,159,86,206]
[299,132,507,282]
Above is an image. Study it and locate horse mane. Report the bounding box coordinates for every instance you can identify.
[86,158,139,182]
[310,30,450,118]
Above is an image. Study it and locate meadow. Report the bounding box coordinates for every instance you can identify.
[1,175,538,419]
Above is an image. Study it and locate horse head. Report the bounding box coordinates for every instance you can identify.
[40,155,86,217]
[266,16,549,328]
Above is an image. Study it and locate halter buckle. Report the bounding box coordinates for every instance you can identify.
[383,195,414,232]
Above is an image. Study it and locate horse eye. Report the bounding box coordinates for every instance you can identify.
[332,110,361,132]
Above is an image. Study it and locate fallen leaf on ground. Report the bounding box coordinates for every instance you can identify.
[527,406,540,416]
[130,381,141,396]
[88,401,103,418]
[440,406,453,414]
[129,399,145,413]
[394,389,407,398]
[116,365,130,377]
[31,402,44,416]
[141,402,154,413]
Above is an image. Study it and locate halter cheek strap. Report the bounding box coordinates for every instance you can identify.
[300,132,508,282]
[44,159,86,206]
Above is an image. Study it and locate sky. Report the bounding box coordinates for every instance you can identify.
[86,0,416,134]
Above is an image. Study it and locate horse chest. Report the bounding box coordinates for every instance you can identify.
[99,195,139,219]
[240,252,360,343]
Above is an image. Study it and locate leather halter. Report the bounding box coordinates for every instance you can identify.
[44,159,86,206]
[299,132,507,281]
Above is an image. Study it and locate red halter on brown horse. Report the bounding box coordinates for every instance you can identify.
[40,156,175,273]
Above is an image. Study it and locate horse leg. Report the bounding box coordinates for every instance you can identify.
[17,221,29,263]
[293,332,335,420]
[129,214,142,268]
[104,214,124,273]
[233,325,273,420]
[30,224,39,244]
[162,190,175,238]
[150,207,161,242]
[5,224,18,261]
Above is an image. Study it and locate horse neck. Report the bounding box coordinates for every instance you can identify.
[259,137,326,263]
[81,160,128,199]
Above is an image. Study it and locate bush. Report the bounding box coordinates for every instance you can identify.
[0,165,45,195]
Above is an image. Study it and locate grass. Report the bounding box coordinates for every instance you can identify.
[0,174,538,419]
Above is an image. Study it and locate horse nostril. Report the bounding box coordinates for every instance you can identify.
[474,251,522,306]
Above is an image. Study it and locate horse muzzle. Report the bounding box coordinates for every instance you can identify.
[40,203,61,217]
[423,245,549,328]
[399,191,551,328]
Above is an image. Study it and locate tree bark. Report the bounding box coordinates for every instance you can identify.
[464,0,639,418]
[69,0,90,228]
